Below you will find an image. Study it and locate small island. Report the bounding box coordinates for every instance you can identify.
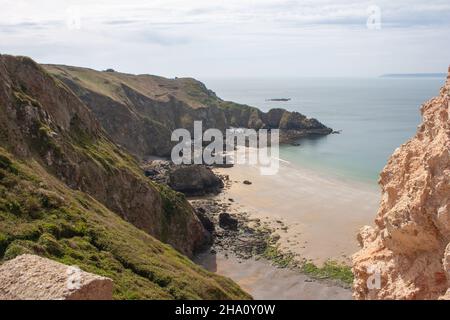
[266,98,291,101]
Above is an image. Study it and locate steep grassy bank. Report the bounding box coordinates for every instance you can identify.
[0,54,250,299]
[0,54,207,256]
[0,149,249,299]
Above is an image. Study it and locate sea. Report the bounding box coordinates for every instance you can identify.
[202,77,445,186]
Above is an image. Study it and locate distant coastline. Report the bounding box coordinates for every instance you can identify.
[380,73,446,78]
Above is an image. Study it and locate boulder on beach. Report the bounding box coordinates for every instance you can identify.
[169,165,224,196]
[142,160,224,196]
[219,213,238,231]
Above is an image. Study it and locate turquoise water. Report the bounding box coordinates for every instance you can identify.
[203,77,445,185]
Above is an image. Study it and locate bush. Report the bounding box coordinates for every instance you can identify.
[0,232,8,257]
[38,233,63,257]
[3,240,42,260]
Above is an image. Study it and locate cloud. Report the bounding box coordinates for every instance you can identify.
[0,0,449,77]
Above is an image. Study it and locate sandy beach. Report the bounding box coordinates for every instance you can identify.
[190,149,381,299]
[212,155,380,265]
[189,148,382,299]
[195,252,352,300]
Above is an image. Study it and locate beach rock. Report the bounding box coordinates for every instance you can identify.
[219,213,238,231]
[0,255,113,300]
[169,165,224,196]
[143,160,224,196]
[353,67,450,300]
[243,180,252,185]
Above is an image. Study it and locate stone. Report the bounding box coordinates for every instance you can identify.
[243,180,252,185]
[0,255,113,300]
[144,160,224,196]
[169,165,224,196]
[219,213,238,231]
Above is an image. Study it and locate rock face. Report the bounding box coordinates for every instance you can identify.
[0,55,251,299]
[0,255,113,300]
[44,65,332,158]
[353,67,450,300]
[0,54,206,257]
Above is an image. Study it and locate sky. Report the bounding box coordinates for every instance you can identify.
[1,0,449,78]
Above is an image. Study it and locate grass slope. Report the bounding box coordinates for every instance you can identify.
[0,148,250,300]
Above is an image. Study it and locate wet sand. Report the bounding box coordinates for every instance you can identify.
[213,157,379,265]
[196,252,352,300]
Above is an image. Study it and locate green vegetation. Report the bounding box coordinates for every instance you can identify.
[0,148,250,299]
[262,236,353,286]
[301,261,354,286]
[262,242,296,269]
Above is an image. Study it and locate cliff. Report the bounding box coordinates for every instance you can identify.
[0,54,250,299]
[0,54,205,257]
[353,67,450,299]
[44,65,332,158]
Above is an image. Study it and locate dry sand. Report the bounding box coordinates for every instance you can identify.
[212,157,379,265]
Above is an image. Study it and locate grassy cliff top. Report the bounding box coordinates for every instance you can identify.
[45,64,221,109]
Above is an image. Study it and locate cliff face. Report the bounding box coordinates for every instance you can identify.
[44,65,331,158]
[353,68,450,300]
[0,54,250,299]
[0,55,206,257]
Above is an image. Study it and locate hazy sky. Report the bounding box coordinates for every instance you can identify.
[1,0,449,78]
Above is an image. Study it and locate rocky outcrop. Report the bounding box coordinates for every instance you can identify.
[44,65,332,158]
[143,160,224,196]
[352,67,450,300]
[0,255,113,300]
[0,54,207,257]
[168,166,223,196]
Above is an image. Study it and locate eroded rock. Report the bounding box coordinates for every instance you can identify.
[143,160,224,196]
[0,255,113,300]
[352,67,450,300]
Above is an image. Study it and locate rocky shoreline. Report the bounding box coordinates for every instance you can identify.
[142,159,353,289]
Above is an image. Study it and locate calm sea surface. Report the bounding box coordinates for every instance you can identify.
[203,77,445,185]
